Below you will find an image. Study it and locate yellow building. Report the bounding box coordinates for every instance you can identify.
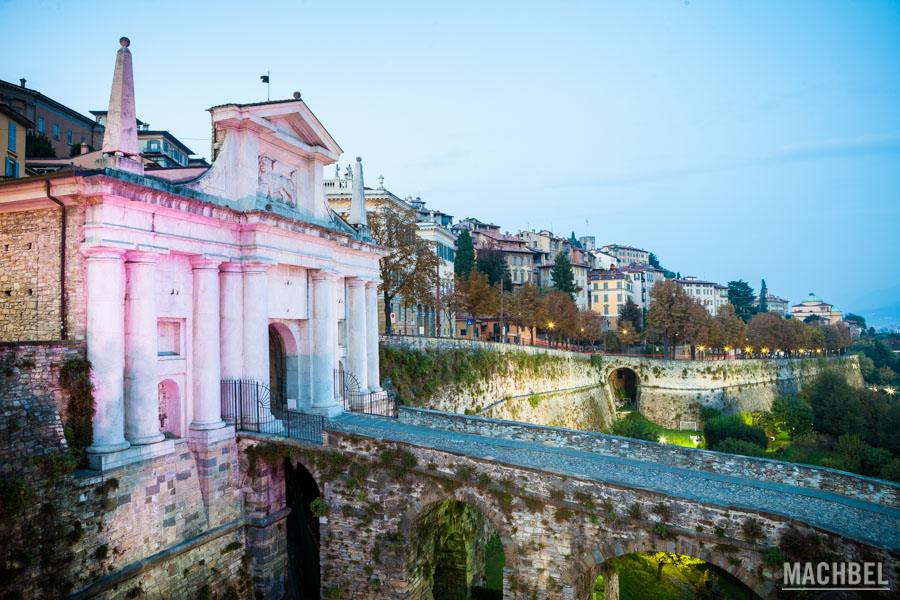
[1,104,30,179]
[589,269,635,326]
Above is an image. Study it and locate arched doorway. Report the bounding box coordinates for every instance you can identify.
[284,459,321,600]
[269,325,287,411]
[413,499,504,600]
[157,379,181,437]
[592,551,757,599]
[609,367,639,409]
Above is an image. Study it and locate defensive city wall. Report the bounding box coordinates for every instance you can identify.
[381,335,863,430]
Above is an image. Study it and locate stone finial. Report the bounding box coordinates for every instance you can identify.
[349,156,368,229]
[101,36,142,174]
[292,91,301,100]
[378,175,384,189]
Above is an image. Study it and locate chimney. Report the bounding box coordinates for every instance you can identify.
[80,142,89,155]
[19,78,26,88]
[101,36,143,174]
[348,156,368,230]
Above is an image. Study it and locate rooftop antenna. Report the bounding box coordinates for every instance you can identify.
[260,70,270,101]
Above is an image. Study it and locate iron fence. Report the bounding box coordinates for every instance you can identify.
[334,368,399,418]
[221,379,324,444]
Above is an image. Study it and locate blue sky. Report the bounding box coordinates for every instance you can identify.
[2,0,899,314]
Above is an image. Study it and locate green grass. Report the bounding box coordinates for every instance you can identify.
[657,427,702,448]
[592,553,754,600]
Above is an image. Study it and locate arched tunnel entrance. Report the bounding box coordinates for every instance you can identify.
[284,459,321,600]
[609,367,639,410]
[590,551,757,599]
[413,499,505,600]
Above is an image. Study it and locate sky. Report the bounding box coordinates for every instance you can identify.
[2,0,899,315]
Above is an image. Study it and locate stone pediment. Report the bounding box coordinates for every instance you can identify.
[186,97,346,228]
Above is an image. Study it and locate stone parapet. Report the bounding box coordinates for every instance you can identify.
[399,407,900,508]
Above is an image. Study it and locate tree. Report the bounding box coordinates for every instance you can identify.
[369,208,440,335]
[647,280,694,356]
[715,304,747,350]
[541,291,578,344]
[454,230,475,278]
[771,395,814,438]
[748,312,786,353]
[822,323,852,353]
[476,248,511,291]
[508,284,544,342]
[69,142,93,157]
[569,232,582,248]
[618,297,643,332]
[26,131,56,158]
[449,271,498,338]
[845,313,867,330]
[649,252,661,269]
[802,370,863,436]
[727,280,757,322]
[759,279,769,313]
[649,553,702,581]
[549,252,577,299]
[577,310,606,345]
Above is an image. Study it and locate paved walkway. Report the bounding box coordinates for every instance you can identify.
[326,413,900,550]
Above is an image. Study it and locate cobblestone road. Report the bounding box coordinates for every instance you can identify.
[327,413,900,549]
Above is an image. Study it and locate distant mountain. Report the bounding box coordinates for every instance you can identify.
[835,282,900,329]
[860,300,900,330]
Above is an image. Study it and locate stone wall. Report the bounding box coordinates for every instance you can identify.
[0,341,251,600]
[235,432,897,600]
[380,336,617,430]
[399,407,900,508]
[382,337,864,431]
[611,355,864,429]
[0,204,86,342]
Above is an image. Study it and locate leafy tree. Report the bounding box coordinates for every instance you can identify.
[648,553,701,582]
[649,252,661,269]
[802,370,863,436]
[618,320,640,346]
[844,313,866,329]
[369,208,439,335]
[549,252,577,299]
[771,395,814,438]
[822,323,852,353]
[715,303,747,350]
[476,248,511,291]
[704,414,767,450]
[541,291,579,343]
[618,297,643,332]
[804,314,822,324]
[449,271,498,338]
[454,230,475,278]
[647,280,695,356]
[508,284,544,342]
[26,131,56,158]
[727,280,757,322]
[577,309,606,345]
[758,279,769,313]
[569,232,582,248]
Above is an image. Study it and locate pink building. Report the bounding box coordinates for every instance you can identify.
[0,38,384,470]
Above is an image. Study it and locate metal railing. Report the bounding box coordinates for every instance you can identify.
[335,368,399,418]
[221,379,324,444]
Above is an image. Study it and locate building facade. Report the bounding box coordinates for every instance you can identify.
[756,294,789,315]
[790,293,843,324]
[675,276,729,315]
[0,78,103,157]
[0,38,384,470]
[589,269,636,324]
[1,104,29,178]
[599,243,650,266]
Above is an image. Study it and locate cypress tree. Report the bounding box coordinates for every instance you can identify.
[550,252,577,299]
[454,230,475,278]
[759,279,769,313]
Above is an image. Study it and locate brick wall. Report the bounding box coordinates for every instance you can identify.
[0,204,86,342]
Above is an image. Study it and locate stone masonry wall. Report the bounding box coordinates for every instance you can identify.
[0,204,86,342]
[0,342,250,600]
[399,407,900,508]
[235,432,897,600]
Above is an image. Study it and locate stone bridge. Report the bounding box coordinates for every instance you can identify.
[241,407,899,600]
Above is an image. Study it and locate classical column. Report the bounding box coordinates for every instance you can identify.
[124,251,164,445]
[346,278,368,390]
[84,247,130,454]
[365,280,382,391]
[310,270,341,416]
[242,262,270,384]
[191,257,225,431]
[219,263,244,380]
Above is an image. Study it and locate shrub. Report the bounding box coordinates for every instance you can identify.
[704,414,767,450]
[860,447,892,477]
[309,497,329,517]
[833,434,868,472]
[610,412,662,442]
[700,406,723,422]
[713,438,766,457]
[771,395,814,438]
[879,458,900,482]
[764,547,785,567]
[803,370,863,436]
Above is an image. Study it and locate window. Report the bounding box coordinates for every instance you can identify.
[7,121,15,152]
[603,294,608,302]
[603,282,609,290]
[37,116,44,133]
[52,124,59,140]
[604,305,609,315]
[5,157,18,177]
[148,140,160,152]
[66,130,73,145]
